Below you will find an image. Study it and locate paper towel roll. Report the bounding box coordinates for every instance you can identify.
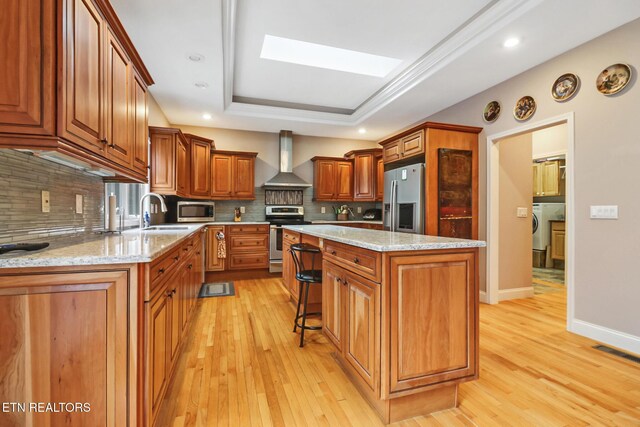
[108,193,117,231]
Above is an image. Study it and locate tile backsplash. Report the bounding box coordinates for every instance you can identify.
[0,150,104,244]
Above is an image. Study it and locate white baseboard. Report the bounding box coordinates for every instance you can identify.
[570,319,640,356]
[498,286,534,301]
[479,290,488,304]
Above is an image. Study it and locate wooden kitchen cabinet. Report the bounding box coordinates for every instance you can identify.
[0,0,153,182]
[322,260,345,350]
[381,130,424,164]
[149,126,190,197]
[226,224,268,270]
[206,226,226,271]
[346,149,382,201]
[210,151,257,200]
[533,160,565,197]
[311,157,354,201]
[0,268,134,427]
[282,229,301,296]
[185,133,213,198]
[551,221,566,261]
[148,280,170,425]
[131,70,149,176]
[376,154,384,201]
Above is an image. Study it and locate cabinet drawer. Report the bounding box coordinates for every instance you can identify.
[229,234,269,251]
[283,230,301,244]
[323,240,381,282]
[228,251,269,270]
[228,224,269,234]
[150,246,182,294]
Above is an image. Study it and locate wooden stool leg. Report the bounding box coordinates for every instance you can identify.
[293,281,304,333]
[300,281,310,347]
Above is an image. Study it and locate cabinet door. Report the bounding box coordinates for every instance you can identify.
[210,153,233,198]
[335,161,354,200]
[0,0,55,135]
[167,269,182,371]
[131,70,149,176]
[322,261,345,350]
[182,259,193,333]
[176,136,189,196]
[345,272,379,391]
[232,155,255,198]
[314,160,336,200]
[532,163,542,196]
[190,139,211,197]
[383,141,401,163]
[148,284,169,425]
[400,130,424,159]
[542,161,560,196]
[206,226,225,271]
[283,237,295,296]
[389,252,477,392]
[0,270,130,427]
[551,223,565,261]
[353,153,375,201]
[150,132,176,193]
[61,0,106,155]
[105,29,132,166]
[376,156,384,201]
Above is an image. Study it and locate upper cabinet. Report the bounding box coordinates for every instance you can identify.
[533,159,565,197]
[0,0,153,182]
[376,154,384,201]
[210,151,257,200]
[311,157,353,201]
[184,134,213,198]
[381,130,424,164]
[345,149,382,202]
[150,127,190,198]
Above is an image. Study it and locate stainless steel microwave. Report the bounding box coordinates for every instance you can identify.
[176,201,215,222]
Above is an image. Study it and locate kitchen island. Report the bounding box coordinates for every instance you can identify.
[283,224,485,424]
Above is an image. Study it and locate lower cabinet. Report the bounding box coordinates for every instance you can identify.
[551,221,566,261]
[206,226,225,271]
[0,268,134,426]
[322,260,380,392]
[283,231,323,312]
[227,224,269,270]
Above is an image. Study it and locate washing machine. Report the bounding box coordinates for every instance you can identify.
[532,203,565,250]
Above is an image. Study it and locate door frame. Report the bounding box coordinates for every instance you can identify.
[485,112,575,327]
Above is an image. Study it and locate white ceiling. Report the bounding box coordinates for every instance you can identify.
[111,0,640,141]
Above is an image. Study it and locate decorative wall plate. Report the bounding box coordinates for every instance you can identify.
[513,96,536,121]
[483,101,501,123]
[551,73,580,101]
[596,63,631,95]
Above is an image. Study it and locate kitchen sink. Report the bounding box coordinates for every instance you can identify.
[144,226,192,231]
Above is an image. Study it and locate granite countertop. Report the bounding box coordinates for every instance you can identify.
[0,225,207,269]
[198,221,269,225]
[283,224,485,252]
[310,220,383,225]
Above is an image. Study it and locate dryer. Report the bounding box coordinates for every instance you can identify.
[532,203,565,250]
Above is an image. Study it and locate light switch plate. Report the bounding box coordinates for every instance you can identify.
[41,191,50,213]
[240,206,245,214]
[590,205,618,219]
[516,207,528,218]
[357,207,362,213]
[321,206,326,214]
[75,194,83,214]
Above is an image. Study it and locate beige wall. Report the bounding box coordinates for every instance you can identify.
[173,125,378,186]
[533,124,567,159]
[148,94,170,127]
[498,134,533,291]
[425,18,640,338]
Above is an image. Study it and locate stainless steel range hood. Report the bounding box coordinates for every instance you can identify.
[263,130,312,188]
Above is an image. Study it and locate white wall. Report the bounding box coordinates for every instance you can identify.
[533,124,567,159]
[424,18,640,349]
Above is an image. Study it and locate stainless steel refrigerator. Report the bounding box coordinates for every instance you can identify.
[383,162,425,234]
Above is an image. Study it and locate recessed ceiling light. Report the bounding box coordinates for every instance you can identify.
[188,53,205,62]
[503,37,520,48]
[358,128,367,134]
[195,82,209,89]
[260,35,401,78]
[202,113,212,120]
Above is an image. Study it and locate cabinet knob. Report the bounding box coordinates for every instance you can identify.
[353,257,360,264]
[331,250,337,255]
[336,277,341,283]
[343,279,348,286]
[188,264,193,270]
[158,268,165,274]
[101,138,108,145]
[166,290,173,298]
[174,256,179,261]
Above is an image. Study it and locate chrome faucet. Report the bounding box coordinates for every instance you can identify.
[139,193,168,229]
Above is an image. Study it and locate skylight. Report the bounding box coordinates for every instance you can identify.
[260,35,402,78]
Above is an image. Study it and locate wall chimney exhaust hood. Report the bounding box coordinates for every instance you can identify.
[263,130,311,188]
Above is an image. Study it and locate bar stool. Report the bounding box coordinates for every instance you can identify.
[290,243,322,347]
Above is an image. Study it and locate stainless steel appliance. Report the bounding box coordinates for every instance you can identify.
[363,208,382,220]
[176,201,215,222]
[267,206,309,273]
[383,162,425,234]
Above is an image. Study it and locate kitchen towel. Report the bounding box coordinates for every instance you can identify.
[216,231,226,259]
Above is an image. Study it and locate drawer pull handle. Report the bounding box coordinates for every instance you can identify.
[331,250,337,255]
[174,256,179,261]
[188,264,193,270]
[353,257,360,264]
[158,268,165,274]
[166,290,173,298]
[343,279,348,286]
[183,247,189,251]
[336,277,341,283]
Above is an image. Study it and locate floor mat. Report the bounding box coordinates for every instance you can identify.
[199,282,235,298]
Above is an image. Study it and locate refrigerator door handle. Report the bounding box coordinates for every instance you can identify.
[391,180,398,232]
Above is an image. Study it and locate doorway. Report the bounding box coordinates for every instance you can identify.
[486,113,575,328]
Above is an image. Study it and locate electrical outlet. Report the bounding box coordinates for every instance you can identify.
[75,194,83,214]
[516,207,527,218]
[357,207,362,213]
[240,206,245,214]
[590,205,618,219]
[321,206,326,214]
[41,191,50,213]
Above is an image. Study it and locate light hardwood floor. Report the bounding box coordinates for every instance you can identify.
[156,275,640,427]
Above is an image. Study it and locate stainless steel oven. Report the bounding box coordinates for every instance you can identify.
[176,201,215,222]
[266,206,307,273]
